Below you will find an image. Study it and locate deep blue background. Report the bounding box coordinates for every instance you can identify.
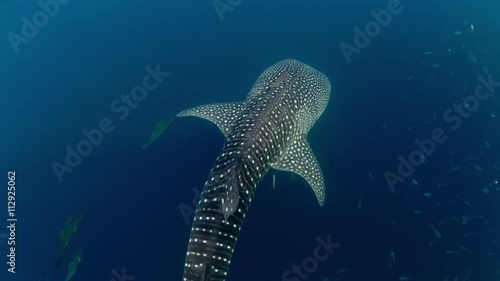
[1,0,499,281]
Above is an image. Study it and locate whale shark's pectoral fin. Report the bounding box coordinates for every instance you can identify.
[271,135,326,206]
[177,102,245,137]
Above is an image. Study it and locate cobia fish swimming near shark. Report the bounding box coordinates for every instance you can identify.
[176,59,331,281]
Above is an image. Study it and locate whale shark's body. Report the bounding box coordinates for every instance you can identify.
[177,59,331,281]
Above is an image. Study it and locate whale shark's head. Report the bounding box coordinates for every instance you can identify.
[247,59,331,134]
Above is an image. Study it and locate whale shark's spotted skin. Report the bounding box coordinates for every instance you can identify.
[177,59,331,281]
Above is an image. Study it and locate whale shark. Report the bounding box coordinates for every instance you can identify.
[177,59,331,281]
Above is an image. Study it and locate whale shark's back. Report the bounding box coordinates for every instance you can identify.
[180,59,331,281]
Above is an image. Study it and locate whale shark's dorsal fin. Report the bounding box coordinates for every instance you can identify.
[271,135,325,206]
[220,166,241,221]
[197,263,215,281]
[177,102,245,137]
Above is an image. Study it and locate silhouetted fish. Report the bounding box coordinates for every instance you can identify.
[141,115,175,150]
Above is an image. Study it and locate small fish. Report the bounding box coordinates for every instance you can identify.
[64,247,83,281]
[424,50,434,55]
[357,198,362,210]
[141,115,175,150]
[399,276,412,281]
[468,51,477,62]
[454,30,463,35]
[423,192,432,197]
[56,212,83,268]
[272,174,276,189]
[431,225,442,239]
[445,250,454,254]
[494,162,500,171]
[461,215,471,225]
[473,165,482,171]
[413,210,422,214]
[460,245,469,250]
[470,24,475,32]
[483,65,490,75]
[412,179,419,186]
[390,250,396,264]
[336,268,350,274]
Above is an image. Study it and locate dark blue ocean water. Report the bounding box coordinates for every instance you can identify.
[2,1,500,281]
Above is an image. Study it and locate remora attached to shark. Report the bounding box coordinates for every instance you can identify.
[177,59,331,281]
